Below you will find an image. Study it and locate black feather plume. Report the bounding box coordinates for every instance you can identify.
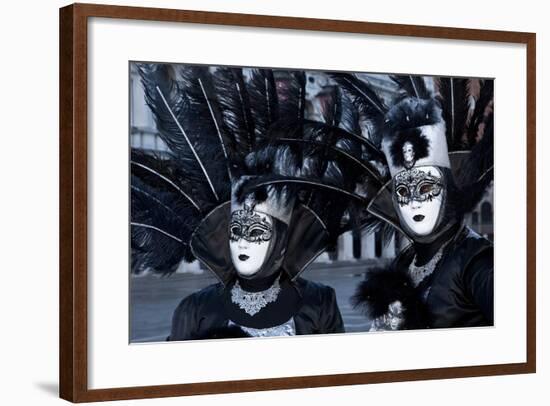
[213,67,256,157]
[247,69,279,140]
[466,79,494,147]
[338,91,362,138]
[139,64,231,202]
[319,85,342,127]
[131,173,194,275]
[456,112,494,213]
[390,74,431,100]
[329,73,387,118]
[329,73,389,151]
[437,77,470,149]
[277,71,307,124]
[130,149,221,274]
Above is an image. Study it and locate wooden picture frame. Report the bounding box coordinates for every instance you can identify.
[59,3,536,402]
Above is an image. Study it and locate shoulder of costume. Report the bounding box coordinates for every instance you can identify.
[173,283,225,316]
[291,277,336,300]
[449,225,493,255]
[456,226,493,269]
[436,225,493,281]
[392,242,416,268]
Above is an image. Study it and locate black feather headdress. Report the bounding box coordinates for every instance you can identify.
[131,64,379,276]
[131,64,493,277]
[132,64,241,275]
[235,81,386,242]
[390,74,431,101]
[325,73,493,240]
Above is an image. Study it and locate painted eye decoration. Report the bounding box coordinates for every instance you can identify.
[249,228,265,238]
[396,186,410,197]
[229,224,242,242]
[395,184,411,206]
[418,182,434,195]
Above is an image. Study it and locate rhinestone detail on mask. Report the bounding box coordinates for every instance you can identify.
[230,276,281,316]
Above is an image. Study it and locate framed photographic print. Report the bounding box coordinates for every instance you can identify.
[59,3,536,402]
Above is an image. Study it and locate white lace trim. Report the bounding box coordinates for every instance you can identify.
[408,243,448,287]
[230,276,281,316]
[229,318,296,337]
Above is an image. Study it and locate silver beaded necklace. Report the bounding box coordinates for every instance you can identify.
[408,243,448,287]
[230,276,282,316]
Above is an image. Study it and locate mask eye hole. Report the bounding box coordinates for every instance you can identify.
[249,228,264,238]
[419,183,434,195]
[396,186,409,197]
[230,225,241,236]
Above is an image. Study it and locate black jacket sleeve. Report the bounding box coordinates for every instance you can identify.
[463,247,494,324]
[168,284,229,341]
[168,294,199,341]
[321,286,345,334]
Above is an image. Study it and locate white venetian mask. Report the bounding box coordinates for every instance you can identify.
[393,165,445,237]
[229,205,274,277]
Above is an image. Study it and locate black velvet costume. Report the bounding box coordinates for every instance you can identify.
[412,227,493,328]
[170,277,344,340]
[353,223,493,330]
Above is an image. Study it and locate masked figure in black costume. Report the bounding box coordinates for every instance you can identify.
[130,65,367,340]
[361,96,493,330]
[169,175,345,339]
[318,74,495,330]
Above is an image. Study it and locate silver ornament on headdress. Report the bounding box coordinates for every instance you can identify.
[231,177,294,225]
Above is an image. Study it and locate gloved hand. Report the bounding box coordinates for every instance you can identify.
[369,300,405,331]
